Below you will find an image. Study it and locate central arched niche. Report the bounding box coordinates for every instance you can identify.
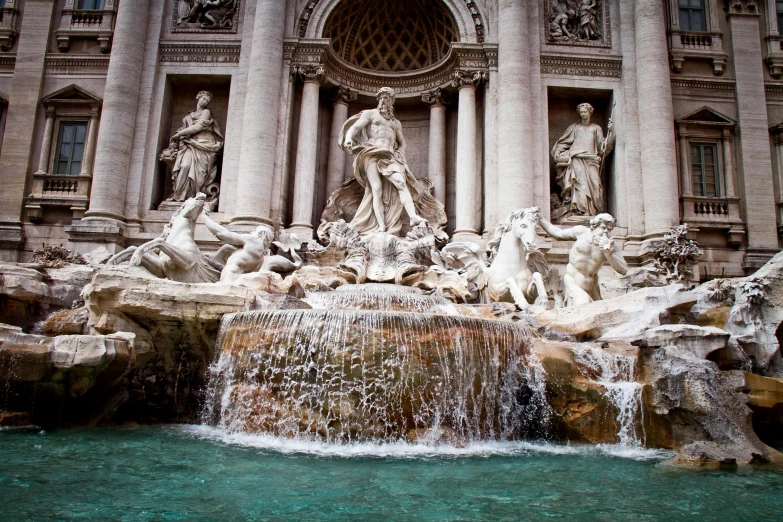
[322,0,459,72]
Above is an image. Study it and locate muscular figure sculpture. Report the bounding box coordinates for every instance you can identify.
[538,213,627,307]
[200,210,273,283]
[340,87,427,236]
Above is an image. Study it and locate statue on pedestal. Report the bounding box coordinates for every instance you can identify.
[160,90,224,207]
[551,102,614,221]
[537,213,627,307]
[340,87,428,236]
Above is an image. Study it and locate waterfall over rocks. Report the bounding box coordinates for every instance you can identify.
[202,285,550,443]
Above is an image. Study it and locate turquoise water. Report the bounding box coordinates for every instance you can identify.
[1,426,782,521]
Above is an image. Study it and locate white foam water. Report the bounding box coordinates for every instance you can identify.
[181,425,672,461]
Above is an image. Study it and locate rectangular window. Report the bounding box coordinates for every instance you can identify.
[691,143,720,197]
[679,0,706,32]
[54,122,87,176]
[778,1,783,33]
[79,0,105,9]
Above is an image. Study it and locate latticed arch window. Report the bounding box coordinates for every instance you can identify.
[323,0,459,72]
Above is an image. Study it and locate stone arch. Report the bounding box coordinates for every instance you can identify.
[299,0,486,44]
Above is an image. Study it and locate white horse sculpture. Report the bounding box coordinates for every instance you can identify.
[442,207,549,309]
[107,193,220,283]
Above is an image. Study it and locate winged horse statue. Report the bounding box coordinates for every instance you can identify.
[107,193,221,283]
[442,207,549,310]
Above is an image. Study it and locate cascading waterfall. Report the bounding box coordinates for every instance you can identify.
[202,286,550,444]
[572,346,644,446]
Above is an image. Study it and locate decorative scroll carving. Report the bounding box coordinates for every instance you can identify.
[335,86,358,104]
[545,0,611,48]
[291,64,326,83]
[173,0,239,33]
[421,88,446,106]
[451,69,488,88]
[727,0,760,15]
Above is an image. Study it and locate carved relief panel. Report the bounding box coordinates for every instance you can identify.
[545,0,611,48]
[172,0,239,33]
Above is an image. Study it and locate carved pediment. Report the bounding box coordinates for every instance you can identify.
[676,106,735,126]
[41,84,102,107]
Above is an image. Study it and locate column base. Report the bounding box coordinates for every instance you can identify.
[743,248,781,272]
[0,222,24,262]
[65,218,127,255]
[287,224,314,243]
[451,230,482,244]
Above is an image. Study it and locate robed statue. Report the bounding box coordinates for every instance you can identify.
[551,102,614,219]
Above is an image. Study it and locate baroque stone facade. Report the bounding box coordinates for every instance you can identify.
[0,0,781,278]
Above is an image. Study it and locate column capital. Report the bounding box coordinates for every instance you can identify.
[451,69,487,89]
[421,88,447,107]
[291,64,325,84]
[334,85,357,105]
[727,0,761,16]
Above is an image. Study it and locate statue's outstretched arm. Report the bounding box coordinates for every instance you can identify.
[201,211,246,247]
[538,216,577,241]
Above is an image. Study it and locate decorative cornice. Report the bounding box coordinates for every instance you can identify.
[286,38,492,97]
[540,54,622,78]
[671,77,737,92]
[727,0,760,16]
[765,83,783,94]
[0,53,15,70]
[158,43,240,64]
[45,54,109,69]
[451,69,487,88]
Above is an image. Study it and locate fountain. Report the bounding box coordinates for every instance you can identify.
[203,285,550,444]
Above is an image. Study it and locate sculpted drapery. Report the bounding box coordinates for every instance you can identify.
[167,91,224,202]
[551,103,614,217]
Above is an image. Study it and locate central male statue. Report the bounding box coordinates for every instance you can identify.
[340,87,427,236]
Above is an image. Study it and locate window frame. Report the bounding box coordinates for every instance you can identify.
[679,0,708,32]
[78,0,105,9]
[51,118,89,176]
[690,142,721,198]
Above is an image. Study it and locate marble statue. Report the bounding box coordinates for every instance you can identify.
[161,90,224,204]
[340,87,428,236]
[579,0,601,40]
[201,210,302,283]
[442,207,549,310]
[551,102,614,220]
[107,193,221,283]
[547,0,603,42]
[537,213,627,307]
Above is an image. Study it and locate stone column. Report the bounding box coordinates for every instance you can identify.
[635,0,680,236]
[728,3,780,268]
[452,71,483,239]
[422,88,447,204]
[0,0,56,260]
[721,129,736,198]
[677,124,691,196]
[81,0,149,225]
[497,0,533,218]
[80,107,100,177]
[231,0,287,227]
[36,107,56,175]
[325,86,356,201]
[289,66,324,241]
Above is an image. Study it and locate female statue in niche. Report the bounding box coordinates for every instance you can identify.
[551,102,614,220]
[162,90,224,204]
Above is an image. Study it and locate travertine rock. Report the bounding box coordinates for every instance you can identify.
[534,285,696,340]
[636,324,729,360]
